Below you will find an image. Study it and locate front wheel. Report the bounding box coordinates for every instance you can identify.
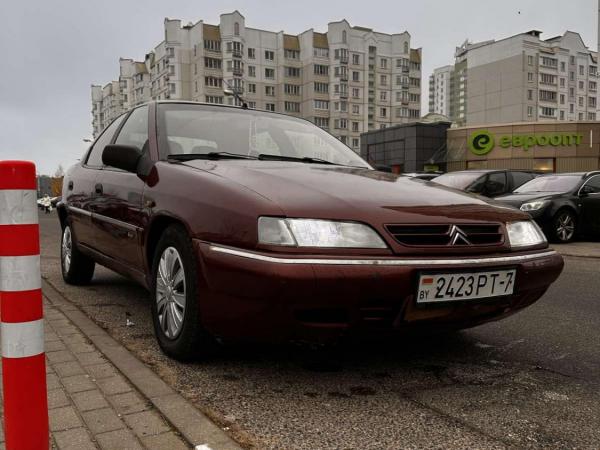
[550,210,577,243]
[150,225,216,360]
[61,223,96,284]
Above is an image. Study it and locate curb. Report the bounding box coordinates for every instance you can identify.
[42,278,241,450]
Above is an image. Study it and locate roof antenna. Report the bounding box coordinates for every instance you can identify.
[223,80,248,109]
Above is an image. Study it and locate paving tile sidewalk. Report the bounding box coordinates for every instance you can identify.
[0,299,191,450]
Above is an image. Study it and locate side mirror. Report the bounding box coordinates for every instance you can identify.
[102,144,142,173]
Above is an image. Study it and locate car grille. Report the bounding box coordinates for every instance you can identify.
[385,223,504,247]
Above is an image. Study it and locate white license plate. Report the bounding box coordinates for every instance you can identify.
[417,269,516,304]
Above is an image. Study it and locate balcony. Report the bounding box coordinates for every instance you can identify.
[232,50,243,58]
[340,56,348,64]
[233,69,243,77]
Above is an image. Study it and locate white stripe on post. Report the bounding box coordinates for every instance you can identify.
[0,190,38,225]
[0,255,42,291]
[1,319,44,358]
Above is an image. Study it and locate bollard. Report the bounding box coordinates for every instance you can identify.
[0,161,49,449]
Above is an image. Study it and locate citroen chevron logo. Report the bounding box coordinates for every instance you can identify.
[449,225,471,246]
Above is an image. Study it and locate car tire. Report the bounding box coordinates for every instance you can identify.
[550,209,577,243]
[61,222,95,285]
[150,224,216,361]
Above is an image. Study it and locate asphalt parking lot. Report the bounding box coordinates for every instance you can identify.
[39,212,600,449]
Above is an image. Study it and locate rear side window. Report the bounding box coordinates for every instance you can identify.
[584,175,600,193]
[511,171,534,189]
[86,115,126,168]
[114,106,149,151]
[485,172,507,196]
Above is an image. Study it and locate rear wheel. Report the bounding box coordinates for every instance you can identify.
[61,223,95,284]
[550,210,577,243]
[150,225,216,360]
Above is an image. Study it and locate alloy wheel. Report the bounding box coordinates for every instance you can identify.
[556,213,575,242]
[62,227,72,273]
[156,247,187,339]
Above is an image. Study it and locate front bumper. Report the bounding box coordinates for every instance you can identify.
[193,241,564,344]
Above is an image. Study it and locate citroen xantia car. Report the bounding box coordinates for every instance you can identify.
[58,102,564,360]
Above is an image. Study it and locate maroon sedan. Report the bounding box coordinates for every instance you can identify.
[58,101,564,360]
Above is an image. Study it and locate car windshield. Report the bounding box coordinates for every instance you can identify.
[157,103,370,168]
[433,172,483,189]
[514,175,582,193]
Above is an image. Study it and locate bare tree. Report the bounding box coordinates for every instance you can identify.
[54,164,65,178]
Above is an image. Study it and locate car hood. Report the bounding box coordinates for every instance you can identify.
[496,191,565,207]
[181,160,527,224]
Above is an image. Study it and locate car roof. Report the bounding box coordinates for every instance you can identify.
[441,169,535,175]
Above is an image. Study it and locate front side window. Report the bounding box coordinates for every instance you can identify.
[85,115,126,168]
[114,106,149,151]
[582,175,600,193]
[157,104,369,168]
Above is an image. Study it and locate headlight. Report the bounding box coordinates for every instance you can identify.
[506,221,547,248]
[520,200,549,212]
[258,217,387,248]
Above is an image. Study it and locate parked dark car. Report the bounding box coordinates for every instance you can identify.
[58,101,563,360]
[433,169,539,198]
[495,172,600,243]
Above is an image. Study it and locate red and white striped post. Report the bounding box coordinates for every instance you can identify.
[0,161,49,449]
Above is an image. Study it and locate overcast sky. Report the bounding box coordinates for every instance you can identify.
[0,0,596,175]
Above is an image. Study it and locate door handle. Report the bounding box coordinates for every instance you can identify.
[94,183,103,195]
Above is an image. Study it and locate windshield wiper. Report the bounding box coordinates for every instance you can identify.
[168,152,258,161]
[257,153,340,165]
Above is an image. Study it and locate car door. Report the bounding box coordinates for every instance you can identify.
[579,174,600,235]
[67,114,126,250]
[90,105,149,270]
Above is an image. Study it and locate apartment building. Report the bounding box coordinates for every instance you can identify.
[91,59,150,136]
[91,11,422,150]
[430,30,599,126]
[428,65,453,118]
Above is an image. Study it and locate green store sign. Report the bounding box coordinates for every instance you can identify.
[468,130,583,155]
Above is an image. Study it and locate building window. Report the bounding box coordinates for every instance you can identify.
[569,71,575,81]
[533,158,555,172]
[560,61,566,72]
[314,64,329,76]
[284,49,300,60]
[205,95,223,104]
[247,83,256,93]
[352,138,359,148]
[352,104,360,114]
[204,40,221,52]
[380,91,387,101]
[265,103,275,111]
[560,94,565,104]
[579,65,584,76]
[528,55,534,65]
[284,101,300,113]
[527,106,534,117]
[352,71,360,82]
[589,81,597,91]
[380,58,387,69]
[265,68,275,79]
[335,118,347,129]
[540,57,557,68]
[264,50,275,61]
[314,117,329,129]
[539,90,556,102]
[560,77,565,87]
[234,22,240,36]
[540,73,556,85]
[588,112,596,120]
[284,67,301,77]
[352,121,359,132]
[314,82,328,94]
[314,100,329,110]
[167,47,175,57]
[352,88,360,98]
[352,54,360,65]
[342,30,347,44]
[527,72,533,82]
[404,42,409,53]
[380,75,387,86]
[579,96,584,107]
[247,48,255,59]
[204,57,222,69]
[204,76,222,87]
[560,110,565,120]
[284,84,301,95]
[265,85,275,96]
[540,106,555,117]
[248,66,256,77]
[313,47,329,58]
